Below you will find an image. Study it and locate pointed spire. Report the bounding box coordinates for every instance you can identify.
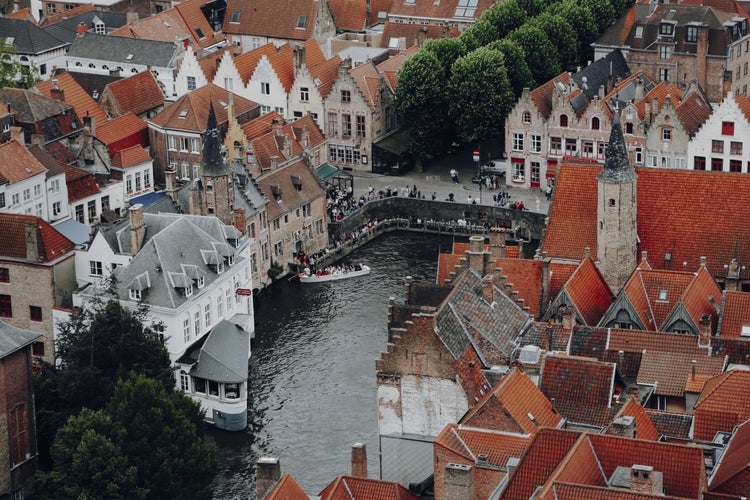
[202,102,225,177]
[598,110,636,183]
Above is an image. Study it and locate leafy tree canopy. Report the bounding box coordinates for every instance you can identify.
[508,24,561,85]
[448,47,515,145]
[516,0,551,18]
[422,37,467,79]
[545,0,600,64]
[0,40,39,88]
[395,49,452,160]
[580,0,616,33]
[45,375,216,500]
[482,0,529,40]
[460,18,501,52]
[486,38,534,97]
[527,12,580,71]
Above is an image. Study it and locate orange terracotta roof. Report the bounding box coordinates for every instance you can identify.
[222,0,321,42]
[564,258,613,326]
[318,475,420,500]
[40,3,94,25]
[542,164,750,282]
[241,112,286,141]
[309,55,342,98]
[549,261,578,301]
[638,347,725,398]
[388,0,497,22]
[95,112,148,145]
[435,423,532,466]
[634,82,681,121]
[461,366,563,433]
[290,113,325,149]
[111,144,151,169]
[267,44,296,93]
[264,472,308,500]
[540,355,618,427]
[437,252,463,284]
[530,73,571,120]
[45,141,77,165]
[5,8,36,23]
[375,46,419,92]
[150,83,258,132]
[349,61,381,109]
[103,71,164,117]
[694,370,750,441]
[257,158,325,220]
[680,265,722,331]
[378,22,456,49]
[234,42,277,85]
[0,213,74,262]
[615,396,660,441]
[196,46,234,83]
[718,291,750,339]
[676,89,712,137]
[0,140,47,183]
[35,71,108,125]
[65,164,100,202]
[621,266,694,330]
[249,114,323,169]
[709,418,750,494]
[495,258,543,317]
[173,0,225,49]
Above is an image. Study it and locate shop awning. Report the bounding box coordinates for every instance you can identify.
[316,163,352,182]
[373,131,409,155]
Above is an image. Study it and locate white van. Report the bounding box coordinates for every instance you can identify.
[481,159,506,175]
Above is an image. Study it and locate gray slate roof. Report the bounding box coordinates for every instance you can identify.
[435,268,532,365]
[42,11,131,44]
[0,87,74,122]
[0,17,68,54]
[0,319,42,358]
[572,50,630,102]
[177,319,249,383]
[599,112,637,183]
[67,31,179,68]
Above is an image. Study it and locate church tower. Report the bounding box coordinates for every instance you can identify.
[597,111,637,292]
[189,103,235,224]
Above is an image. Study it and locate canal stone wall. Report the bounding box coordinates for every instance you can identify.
[328,197,546,244]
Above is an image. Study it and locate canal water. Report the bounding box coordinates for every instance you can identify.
[208,232,457,499]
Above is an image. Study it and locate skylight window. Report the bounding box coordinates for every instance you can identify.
[657,289,668,301]
[455,0,478,17]
[231,10,240,23]
[742,325,750,337]
[126,54,133,60]
[6,36,14,44]
[163,21,172,28]
[635,26,643,39]
[219,100,227,108]
[296,16,307,29]
[195,27,205,39]
[179,109,189,118]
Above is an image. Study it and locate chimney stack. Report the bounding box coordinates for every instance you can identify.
[76,22,87,36]
[351,443,367,478]
[271,119,283,136]
[165,167,178,201]
[295,45,307,68]
[256,457,281,500]
[50,79,64,102]
[481,275,494,304]
[24,221,38,261]
[630,464,662,495]
[129,204,146,254]
[609,415,636,439]
[444,463,474,500]
[467,235,487,274]
[560,305,575,333]
[83,115,95,136]
[233,208,246,235]
[270,155,279,169]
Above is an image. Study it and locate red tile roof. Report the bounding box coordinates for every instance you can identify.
[435,423,532,466]
[709,418,750,495]
[95,112,148,145]
[267,44,296,93]
[35,71,108,125]
[329,0,394,30]
[250,114,324,169]
[564,258,613,326]
[234,42,278,85]
[622,267,695,330]
[375,46,419,93]
[378,22,457,49]
[241,112,286,141]
[257,158,325,220]
[718,291,750,339]
[40,3,94,25]
[309,55,342,98]
[676,88,713,137]
[318,475,420,500]
[542,164,750,283]
[437,252,463,284]
[149,83,258,132]
[634,82,682,121]
[680,265,723,332]
[694,370,750,441]
[103,71,165,117]
[461,366,563,433]
[111,145,151,169]
[0,213,74,262]
[0,140,47,184]
[540,355,618,427]
[349,61,380,110]
[388,0,497,22]
[222,0,321,42]
[615,396,660,441]
[530,73,571,120]
[264,473,308,500]
[65,164,100,202]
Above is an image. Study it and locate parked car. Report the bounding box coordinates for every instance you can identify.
[481,159,506,175]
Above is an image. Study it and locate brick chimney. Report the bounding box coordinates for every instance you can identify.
[50,79,64,102]
[272,118,283,136]
[165,167,178,201]
[726,258,741,291]
[630,464,662,495]
[351,443,367,478]
[444,463,474,500]
[233,208,246,235]
[24,221,38,261]
[609,415,636,439]
[467,235,487,274]
[129,204,146,254]
[489,227,506,259]
[560,305,575,333]
[255,457,281,500]
[270,155,278,169]
[699,314,712,341]
[481,275,494,304]
[76,22,87,36]
[282,134,292,158]
[295,45,306,68]
[83,114,95,136]
[301,124,310,148]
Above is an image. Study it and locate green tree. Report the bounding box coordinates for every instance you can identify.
[528,12,580,71]
[546,0,600,65]
[486,39,534,96]
[45,409,145,500]
[516,0,550,17]
[508,24,561,85]
[34,299,171,466]
[394,50,451,160]
[460,18,501,52]
[46,375,216,499]
[580,0,616,33]
[422,37,466,79]
[448,47,515,146]
[483,0,528,40]
[0,39,39,88]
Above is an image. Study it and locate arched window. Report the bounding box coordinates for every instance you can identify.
[522,111,531,124]
[625,122,634,134]
[560,114,568,127]
[592,117,600,130]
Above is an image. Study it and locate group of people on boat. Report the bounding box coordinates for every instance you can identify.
[302,263,363,277]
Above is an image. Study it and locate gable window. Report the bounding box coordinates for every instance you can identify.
[591,117,600,130]
[659,22,674,36]
[0,268,8,282]
[300,87,309,102]
[686,25,698,43]
[662,127,671,141]
[559,114,568,127]
[512,133,524,151]
[224,77,233,91]
[356,115,366,138]
[90,261,103,276]
[731,141,743,155]
[531,135,542,153]
[694,156,706,170]
[342,113,352,136]
[129,289,142,301]
[722,121,735,135]
[341,90,351,103]
[522,111,531,124]
[659,68,670,82]
[180,371,189,391]
[30,305,42,322]
[635,147,643,164]
[327,111,337,135]
[230,10,240,23]
[187,76,196,91]
[625,122,634,134]
[0,294,11,317]
[261,82,270,95]
[712,140,724,153]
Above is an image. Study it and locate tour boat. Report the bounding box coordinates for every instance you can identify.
[298,264,371,283]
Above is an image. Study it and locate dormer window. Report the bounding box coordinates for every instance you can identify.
[686,25,698,43]
[227,255,235,266]
[659,22,675,37]
[271,184,282,201]
[291,175,302,191]
[297,16,307,29]
[217,261,224,274]
[129,289,142,301]
[197,276,205,288]
[185,284,193,297]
